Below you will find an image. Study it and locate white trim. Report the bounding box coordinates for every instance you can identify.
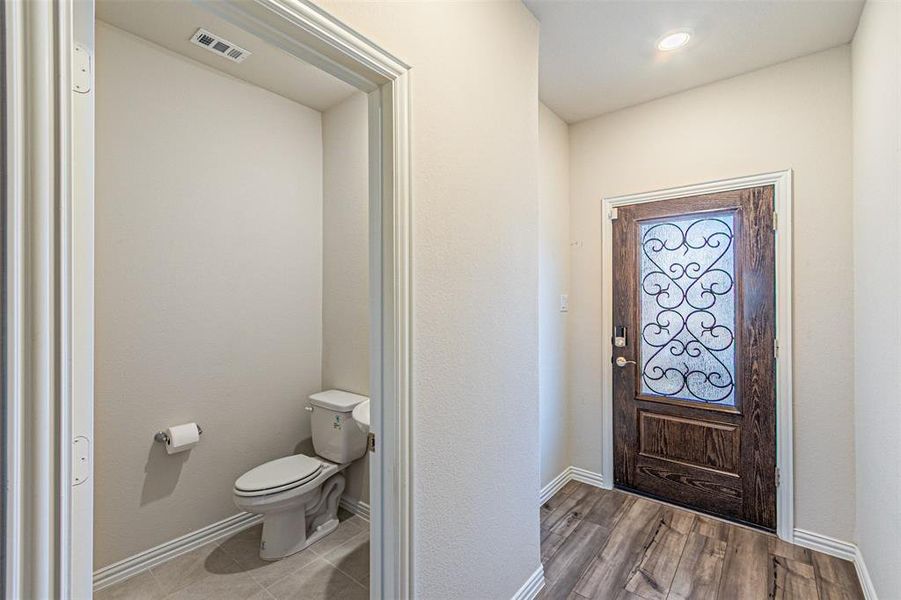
[538,468,572,505]
[600,170,794,540]
[92,512,263,592]
[540,466,607,505]
[511,565,545,600]
[4,0,26,596]
[793,528,856,561]
[570,466,606,489]
[340,496,372,521]
[4,0,79,596]
[793,529,878,600]
[853,547,878,600]
[69,3,95,597]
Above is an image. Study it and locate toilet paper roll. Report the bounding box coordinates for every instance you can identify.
[165,423,200,455]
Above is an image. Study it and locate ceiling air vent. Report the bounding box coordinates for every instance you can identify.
[189,28,251,64]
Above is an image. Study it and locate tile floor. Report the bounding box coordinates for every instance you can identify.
[95,511,369,600]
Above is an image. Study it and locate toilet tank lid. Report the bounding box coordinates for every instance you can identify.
[309,389,368,412]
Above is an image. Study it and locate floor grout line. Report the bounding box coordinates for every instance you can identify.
[321,554,369,590]
[318,529,370,589]
[144,567,167,599]
[103,515,370,600]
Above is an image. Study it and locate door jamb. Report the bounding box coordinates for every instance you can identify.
[4,1,413,597]
[600,170,793,541]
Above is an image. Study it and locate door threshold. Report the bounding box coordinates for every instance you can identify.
[614,484,777,537]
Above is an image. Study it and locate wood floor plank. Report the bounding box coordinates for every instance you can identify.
[668,532,726,600]
[624,509,696,600]
[582,490,634,529]
[771,555,819,600]
[716,524,770,599]
[542,481,579,522]
[542,531,566,564]
[769,536,813,565]
[539,483,864,600]
[691,516,730,542]
[571,497,663,599]
[542,520,614,600]
[542,484,599,534]
[559,480,582,497]
[811,552,865,600]
[615,590,650,600]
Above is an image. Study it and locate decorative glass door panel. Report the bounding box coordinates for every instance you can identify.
[639,213,736,406]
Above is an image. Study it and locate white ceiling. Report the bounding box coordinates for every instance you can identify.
[96,0,358,112]
[524,0,865,123]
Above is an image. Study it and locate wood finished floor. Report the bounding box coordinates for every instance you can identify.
[539,482,865,600]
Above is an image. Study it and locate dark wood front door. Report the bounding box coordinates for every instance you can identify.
[612,185,776,530]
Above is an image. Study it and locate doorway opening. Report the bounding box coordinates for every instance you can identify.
[2,1,411,598]
[600,171,794,539]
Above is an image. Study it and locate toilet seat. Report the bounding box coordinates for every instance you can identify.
[234,454,324,497]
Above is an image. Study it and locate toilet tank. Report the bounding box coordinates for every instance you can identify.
[308,390,368,464]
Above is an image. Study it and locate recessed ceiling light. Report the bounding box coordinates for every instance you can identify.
[656,30,692,52]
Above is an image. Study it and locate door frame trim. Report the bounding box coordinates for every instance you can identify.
[600,170,793,541]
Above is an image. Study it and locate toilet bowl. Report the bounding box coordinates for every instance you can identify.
[233,390,368,561]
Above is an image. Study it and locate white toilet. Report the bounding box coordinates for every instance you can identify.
[233,389,368,561]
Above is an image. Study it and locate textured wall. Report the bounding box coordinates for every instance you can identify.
[539,102,571,488]
[314,2,542,597]
[852,1,901,594]
[322,91,370,504]
[568,46,855,541]
[95,23,324,567]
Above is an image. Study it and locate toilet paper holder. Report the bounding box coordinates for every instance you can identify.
[154,425,203,444]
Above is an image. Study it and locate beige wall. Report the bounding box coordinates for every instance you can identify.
[322,91,370,503]
[95,23,324,567]
[314,3,542,597]
[852,0,901,594]
[538,102,571,488]
[568,46,855,540]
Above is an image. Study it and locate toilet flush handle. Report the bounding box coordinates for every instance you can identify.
[304,405,313,412]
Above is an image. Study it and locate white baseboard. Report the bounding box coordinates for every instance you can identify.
[511,565,545,600]
[852,546,878,600]
[539,465,606,506]
[93,511,263,591]
[793,529,877,600]
[339,495,371,521]
[539,468,572,505]
[94,496,371,592]
[793,528,856,561]
[570,466,605,489]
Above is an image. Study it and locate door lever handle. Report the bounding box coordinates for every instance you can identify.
[615,356,637,368]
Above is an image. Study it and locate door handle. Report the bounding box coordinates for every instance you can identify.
[615,356,637,368]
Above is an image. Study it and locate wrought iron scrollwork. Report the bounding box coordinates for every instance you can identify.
[639,215,736,405]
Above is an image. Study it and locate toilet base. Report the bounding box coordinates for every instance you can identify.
[257,473,346,561]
